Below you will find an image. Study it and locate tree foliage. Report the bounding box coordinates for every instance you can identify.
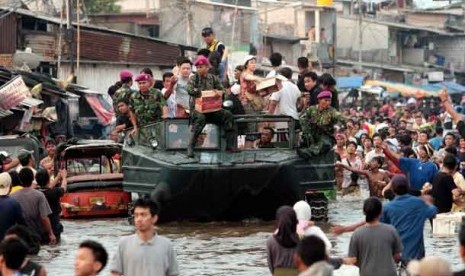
[83,0,121,14]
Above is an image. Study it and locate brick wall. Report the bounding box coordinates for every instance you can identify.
[0,54,13,68]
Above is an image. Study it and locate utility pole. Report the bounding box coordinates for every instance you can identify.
[185,0,192,46]
[357,0,362,70]
[66,0,75,76]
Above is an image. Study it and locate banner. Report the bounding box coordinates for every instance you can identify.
[0,76,30,110]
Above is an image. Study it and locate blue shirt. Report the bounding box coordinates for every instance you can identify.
[399,157,438,191]
[429,137,443,151]
[0,196,24,240]
[381,194,437,261]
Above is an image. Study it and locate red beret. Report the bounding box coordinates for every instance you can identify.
[317,90,332,99]
[194,56,210,67]
[135,74,150,82]
[119,70,133,80]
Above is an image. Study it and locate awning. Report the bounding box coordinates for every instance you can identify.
[365,80,438,98]
[84,94,114,126]
[336,76,364,89]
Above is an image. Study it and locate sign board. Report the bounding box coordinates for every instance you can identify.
[0,76,30,110]
[427,71,444,82]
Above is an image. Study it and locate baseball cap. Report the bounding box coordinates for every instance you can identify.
[0,172,12,196]
[201,27,214,37]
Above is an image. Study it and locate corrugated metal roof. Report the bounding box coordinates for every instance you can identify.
[0,12,17,54]
[24,33,56,61]
[78,29,180,65]
[0,7,187,66]
[0,7,192,48]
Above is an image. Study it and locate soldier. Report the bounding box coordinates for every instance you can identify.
[131,74,168,130]
[298,90,344,159]
[112,70,134,112]
[186,56,237,158]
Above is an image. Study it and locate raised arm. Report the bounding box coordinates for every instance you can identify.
[382,142,401,167]
[335,162,370,176]
[439,89,463,123]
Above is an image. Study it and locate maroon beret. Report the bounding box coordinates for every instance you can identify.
[119,70,133,80]
[317,90,332,99]
[194,56,210,67]
[135,74,150,82]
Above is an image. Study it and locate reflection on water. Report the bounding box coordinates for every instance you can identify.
[36,197,464,276]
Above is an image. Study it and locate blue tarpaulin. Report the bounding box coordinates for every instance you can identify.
[420,81,465,95]
[336,76,364,89]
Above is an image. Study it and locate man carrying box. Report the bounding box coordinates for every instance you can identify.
[186,56,237,158]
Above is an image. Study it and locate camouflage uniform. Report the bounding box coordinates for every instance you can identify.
[130,88,167,127]
[112,83,134,113]
[186,73,235,154]
[299,105,344,157]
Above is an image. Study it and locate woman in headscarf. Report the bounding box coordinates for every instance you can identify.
[266,206,300,276]
[293,201,332,252]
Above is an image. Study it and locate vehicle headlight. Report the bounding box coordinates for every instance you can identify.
[149,138,158,150]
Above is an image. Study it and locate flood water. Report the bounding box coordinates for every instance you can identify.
[35,194,464,276]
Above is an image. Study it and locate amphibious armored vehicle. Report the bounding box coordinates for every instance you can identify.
[122,115,335,222]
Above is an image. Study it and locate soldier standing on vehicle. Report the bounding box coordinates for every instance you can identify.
[131,74,168,134]
[112,70,134,112]
[186,56,237,158]
[298,90,344,159]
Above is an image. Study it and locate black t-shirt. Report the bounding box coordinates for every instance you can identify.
[454,269,465,276]
[457,120,465,139]
[431,172,457,213]
[40,187,65,215]
[116,114,133,129]
[309,86,321,106]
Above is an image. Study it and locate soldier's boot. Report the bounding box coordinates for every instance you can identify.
[225,130,240,153]
[187,132,197,158]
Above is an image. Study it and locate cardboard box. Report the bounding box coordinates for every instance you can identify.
[432,213,465,236]
[195,90,222,113]
[256,77,280,94]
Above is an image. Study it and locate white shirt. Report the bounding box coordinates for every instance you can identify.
[364,148,385,164]
[266,69,277,78]
[162,88,176,118]
[269,80,301,120]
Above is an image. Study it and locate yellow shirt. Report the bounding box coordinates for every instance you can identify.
[10,186,23,194]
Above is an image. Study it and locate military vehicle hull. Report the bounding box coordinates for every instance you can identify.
[122,117,335,222]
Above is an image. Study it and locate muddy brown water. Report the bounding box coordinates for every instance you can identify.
[35,196,464,276]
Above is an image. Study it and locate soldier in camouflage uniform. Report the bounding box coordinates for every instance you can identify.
[186,56,236,157]
[131,74,168,128]
[298,90,344,159]
[112,70,134,113]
